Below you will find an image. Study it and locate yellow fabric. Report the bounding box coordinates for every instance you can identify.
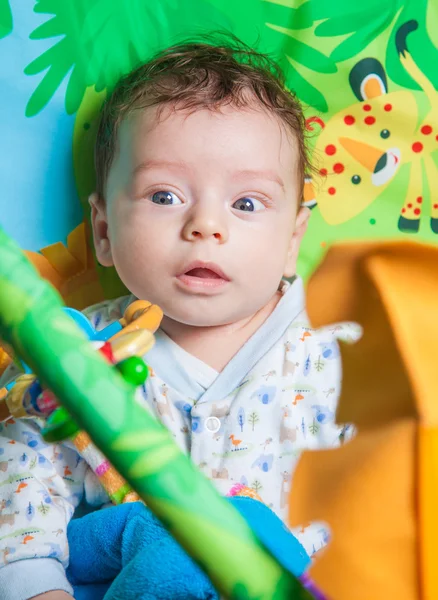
[289,240,438,600]
[419,425,438,600]
[290,421,417,600]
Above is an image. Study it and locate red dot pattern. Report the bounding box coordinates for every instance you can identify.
[333,163,344,174]
[328,187,336,195]
[363,104,372,111]
[412,142,423,153]
[407,203,412,208]
[319,168,327,176]
[402,208,406,214]
[414,208,421,215]
[421,125,432,135]
[384,104,392,111]
[325,144,336,156]
[434,204,438,209]
[344,115,355,125]
[364,116,376,125]
[417,196,423,204]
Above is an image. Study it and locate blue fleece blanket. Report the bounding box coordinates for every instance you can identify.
[67,497,310,600]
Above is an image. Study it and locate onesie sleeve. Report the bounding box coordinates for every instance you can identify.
[313,321,363,448]
[0,418,87,599]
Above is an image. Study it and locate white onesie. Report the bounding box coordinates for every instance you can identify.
[0,276,360,598]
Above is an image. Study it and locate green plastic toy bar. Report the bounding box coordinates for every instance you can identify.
[0,226,314,600]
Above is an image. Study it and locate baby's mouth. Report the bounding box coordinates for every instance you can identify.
[176,262,230,290]
[185,268,222,279]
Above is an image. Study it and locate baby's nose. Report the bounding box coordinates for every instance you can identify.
[190,229,222,240]
[183,214,228,242]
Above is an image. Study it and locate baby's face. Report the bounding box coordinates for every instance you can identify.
[92,102,308,327]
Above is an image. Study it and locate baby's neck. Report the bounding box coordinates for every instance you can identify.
[160,291,282,372]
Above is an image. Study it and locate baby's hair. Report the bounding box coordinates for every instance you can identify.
[95,33,313,199]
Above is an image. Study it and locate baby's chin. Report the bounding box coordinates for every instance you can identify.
[158,289,281,330]
[162,312,237,329]
[161,304,259,330]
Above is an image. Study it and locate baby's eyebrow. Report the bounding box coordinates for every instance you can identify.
[132,161,285,191]
[233,169,285,190]
[133,159,187,177]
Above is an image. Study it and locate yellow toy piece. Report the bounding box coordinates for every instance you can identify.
[116,300,163,338]
[1,374,36,420]
[110,329,155,363]
[289,240,438,600]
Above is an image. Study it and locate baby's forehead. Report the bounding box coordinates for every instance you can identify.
[119,102,300,164]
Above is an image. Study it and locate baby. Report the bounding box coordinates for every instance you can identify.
[0,38,358,599]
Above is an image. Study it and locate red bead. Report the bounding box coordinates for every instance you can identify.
[328,187,336,195]
[412,142,423,153]
[421,125,432,135]
[363,104,372,111]
[384,104,392,111]
[344,115,355,125]
[325,144,336,156]
[364,116,375,125]
[333,163,344,174]
[99,342,115,363]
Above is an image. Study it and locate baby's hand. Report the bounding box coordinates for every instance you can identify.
[30,592,74,600]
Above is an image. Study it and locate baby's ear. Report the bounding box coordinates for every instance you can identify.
[283,206,310,278]
[89,192,114,267]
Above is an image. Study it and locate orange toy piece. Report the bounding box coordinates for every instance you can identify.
[289,240,438,600]
[0,346,11,379]
[25,221,105,310]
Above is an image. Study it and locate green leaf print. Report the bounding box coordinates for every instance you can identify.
[266,23,336,74]
[285,57,328,112]
[37,502,50,516]
[248,411,259,431]
[25,0,232,116]
[308,419,319,435]
[263,2,313,31]
[310,0,397,20]
[263,0,335,111]
[314,3,392,37]
[251,480,262,494]
[329,9,395,63]
[0,0,12,39]
[314,356,325,372]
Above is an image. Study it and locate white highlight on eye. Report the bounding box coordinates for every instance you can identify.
[151,191,183,205]
[232,197,266,212]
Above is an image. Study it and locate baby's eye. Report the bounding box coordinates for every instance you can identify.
[151,191,182,205]
[232,197,265,212]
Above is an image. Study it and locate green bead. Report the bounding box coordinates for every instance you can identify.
[116,356,149,386]
[42,406,80,442]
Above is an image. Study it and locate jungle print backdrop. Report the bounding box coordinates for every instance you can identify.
[0,0,437,306]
